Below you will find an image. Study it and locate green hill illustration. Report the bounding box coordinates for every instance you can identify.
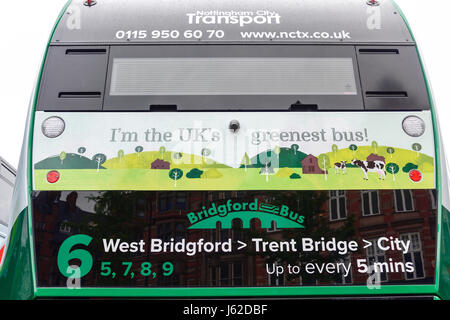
[275,168,295,178]
[34,153,106,170]
[202,168,223,179]
[103,150,230,170]
[243,146,308,169]
[34,152,106,170]
[33,142,435,192]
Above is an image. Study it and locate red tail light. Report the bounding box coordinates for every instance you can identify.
[409,169,423,183]
[47,171,60,184]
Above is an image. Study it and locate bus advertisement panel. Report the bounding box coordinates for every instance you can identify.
[31,111,437,288]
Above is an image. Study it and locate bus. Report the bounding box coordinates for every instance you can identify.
[0,157,16,265]
[0,0,449,300]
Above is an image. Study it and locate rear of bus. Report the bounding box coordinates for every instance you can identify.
[1,0,449,300]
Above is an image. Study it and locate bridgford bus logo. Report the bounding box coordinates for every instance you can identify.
[186,10,281,27]
[187,199,305,229]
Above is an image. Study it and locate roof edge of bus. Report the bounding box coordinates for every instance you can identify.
[49,0,415,45]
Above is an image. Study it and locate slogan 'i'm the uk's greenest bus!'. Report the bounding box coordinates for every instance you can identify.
[1,0,449,300]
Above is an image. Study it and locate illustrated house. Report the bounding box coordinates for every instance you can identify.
[366,153,386,163]
[151,159,170,170]
[301,155,326,174]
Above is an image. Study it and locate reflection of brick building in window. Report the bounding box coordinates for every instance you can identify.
[32,191,92,286]
[216,189,437,287]
[330,191,347,221]
[331,190,436,285]
[32,189,437,288]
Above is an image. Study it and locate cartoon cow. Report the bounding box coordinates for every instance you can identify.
[334,161,347,174]
[352,159,386,180]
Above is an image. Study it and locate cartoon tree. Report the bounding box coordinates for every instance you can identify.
[371,141,379,153]
[77,147,86,158]
[135,146,144,158]
[332,144,339,161]
[241,152,250,172]
[386,163,400,182]
[412,143,422,158]
[260,161,274,182]
[92,154,107,172]
[173,152,183,160]
[318,154,331,181]
[201,148,212,165]
[118,150,125,162]
[349,144,358,158]
[60,151,67,165]
[172,152,183,164]
[386,147,395,159]
[273,146,281,155]
[186,168,203,179]
[402,163,419,173]
[159,146,166,159]
[291,144,300,155]
[169,168,183,187]
[201,148,211,157]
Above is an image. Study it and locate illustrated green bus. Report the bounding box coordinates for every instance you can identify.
[1,0,449,300]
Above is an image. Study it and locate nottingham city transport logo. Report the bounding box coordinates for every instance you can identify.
[186,10,282,27]
[187,199,305,229]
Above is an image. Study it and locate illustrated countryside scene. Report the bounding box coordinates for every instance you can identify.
[34,140,435,191]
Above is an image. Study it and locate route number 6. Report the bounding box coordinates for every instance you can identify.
[57,234,93,279]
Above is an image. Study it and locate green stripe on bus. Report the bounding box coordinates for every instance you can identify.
[0,208,34,300]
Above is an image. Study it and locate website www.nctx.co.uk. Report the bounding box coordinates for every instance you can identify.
[240,30,351,40]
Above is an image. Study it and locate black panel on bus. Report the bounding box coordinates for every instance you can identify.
[37,46,109,111]
[357,46,430,110]
[36,45,430,112]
